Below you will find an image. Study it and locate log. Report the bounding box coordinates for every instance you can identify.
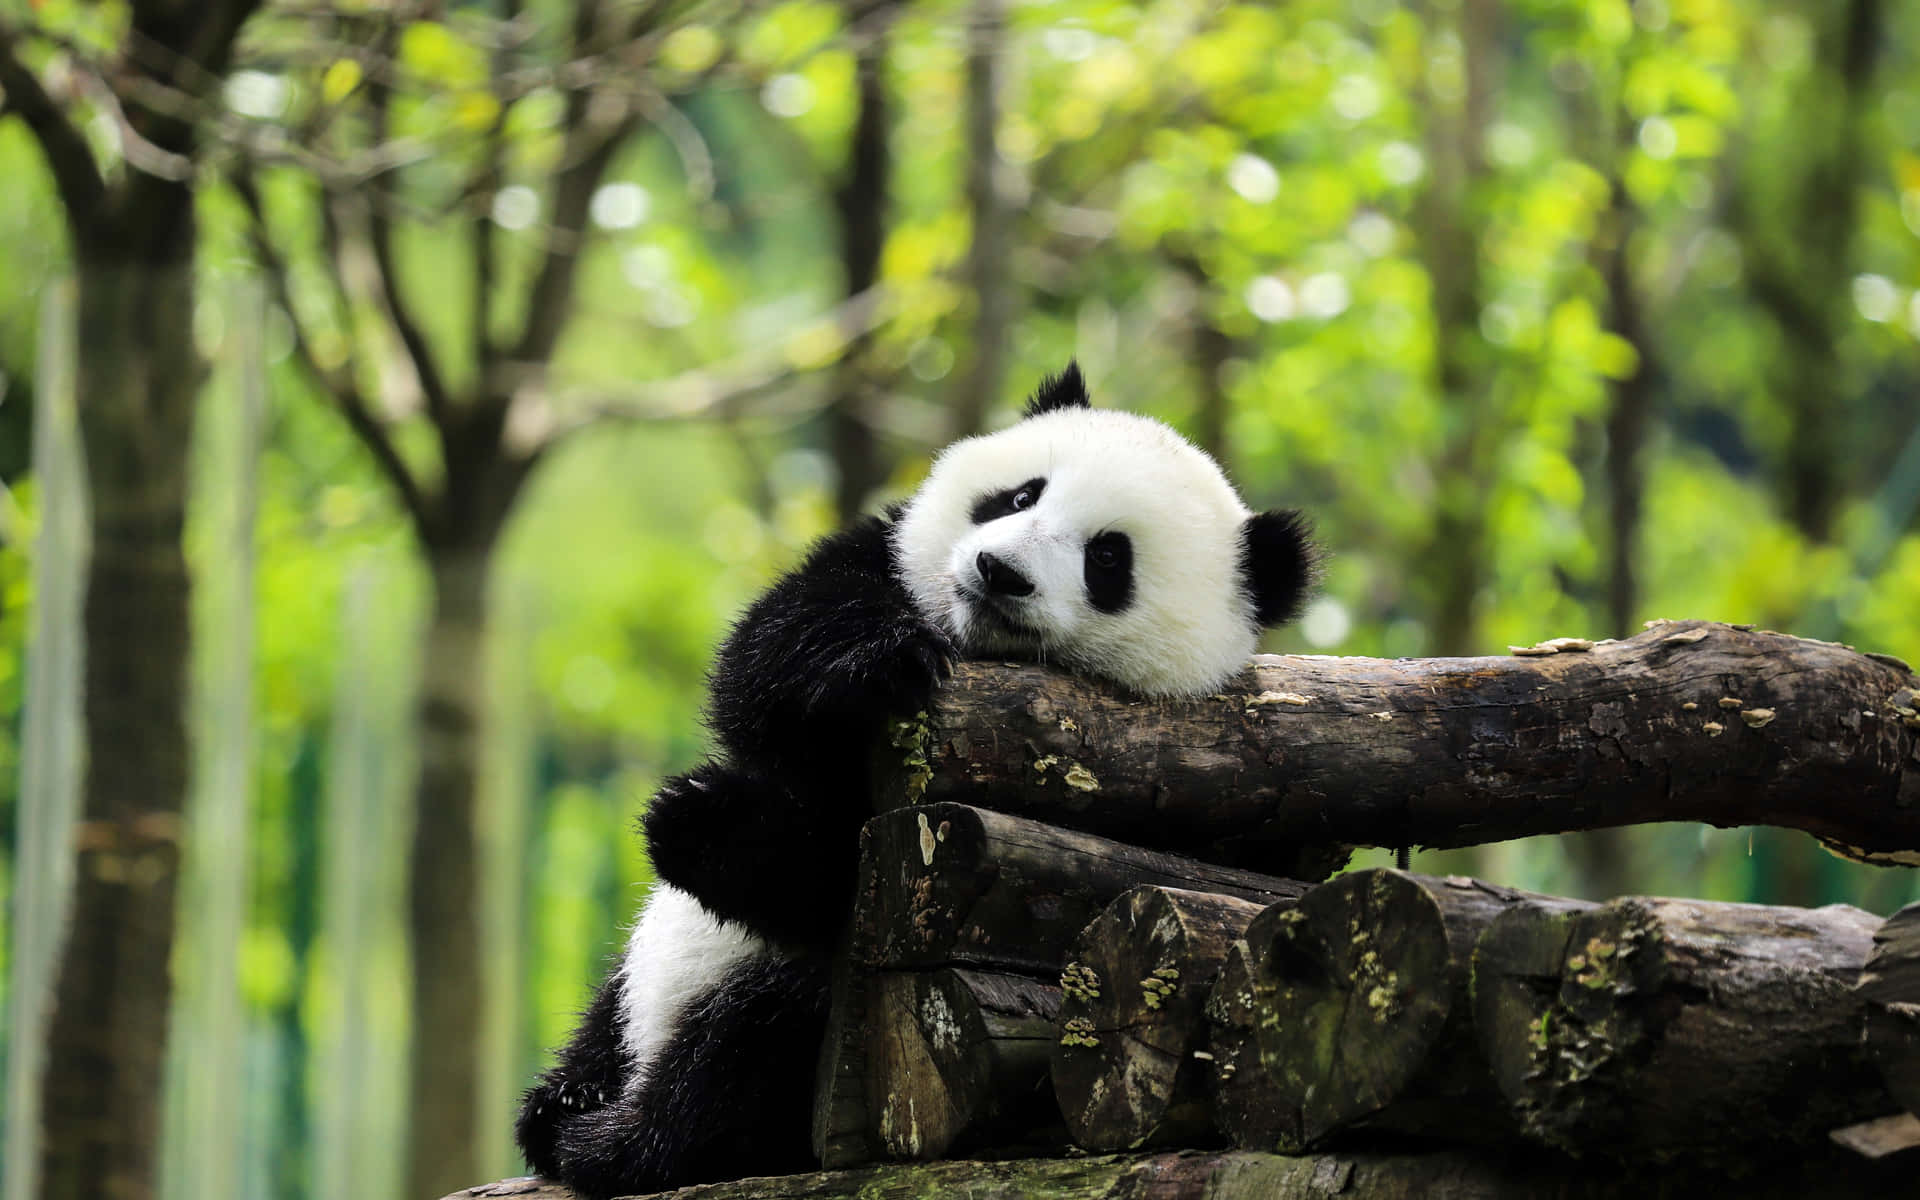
[444,1143,1920,1200]
[1473,894,1888,1163]
[1051,886,1268,1151]
[1211,870,1563,1151]
[816,805,1307,1167]
[864,968,1063,1160]
[1204,931,1286,1151]
[853,803,1309,974]
[1858,899,1920,1119]
[879,621,1920,866]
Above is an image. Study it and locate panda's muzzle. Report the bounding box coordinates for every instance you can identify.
[976,552,1035,598]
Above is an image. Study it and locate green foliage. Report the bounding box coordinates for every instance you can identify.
[5,0,1920,1192]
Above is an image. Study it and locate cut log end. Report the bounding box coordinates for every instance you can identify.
[1051,886,1268,1152]
[866,968,1063,1162]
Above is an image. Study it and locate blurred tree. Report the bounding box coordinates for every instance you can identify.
[1733,0,1885,544]
[1406,0,1498,656]
[947,0,1012,441]
[824,0,895,520]
[224,2,893,1189]
[0,3,262,1199]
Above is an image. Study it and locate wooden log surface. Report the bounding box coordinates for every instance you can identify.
[853,803,1309,974]
[1052,886,1268,1151]
[879,621,1920,866]
[1220,870,1569,1152]
[444,1142,1920,1200]
[1204,930,1287,1151]
[865,968,1063,1161]
[1858,899,1920,1118]
[1473,893,1889,1164]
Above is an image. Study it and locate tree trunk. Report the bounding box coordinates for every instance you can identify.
[1473,894,1887,1164]
[406,549,493,1199]
[1052,887,1267,1152]
[827,5,894,521]
[38,251,198,1200]
[948,0,1011,440]
[881,621,1920,865]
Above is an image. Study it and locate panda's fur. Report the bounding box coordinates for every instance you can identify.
[515,365,1314,1198]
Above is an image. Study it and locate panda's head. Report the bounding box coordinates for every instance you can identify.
[893,363,1316,698]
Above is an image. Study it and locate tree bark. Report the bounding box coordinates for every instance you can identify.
[1227,871,1565,1152]
[865,968,1062,1160]
[1473,894,1888,1164]
[880,621,1920,866]
[1858,900,1920,1119]
[406,549,493,1198]
[1052,887,1267,1152]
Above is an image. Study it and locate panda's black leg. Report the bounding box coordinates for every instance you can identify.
[642,763,858,951]
[549,954,830,1199]
[515,963,630,1180]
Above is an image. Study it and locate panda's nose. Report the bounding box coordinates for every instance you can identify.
[977,552,1035,597]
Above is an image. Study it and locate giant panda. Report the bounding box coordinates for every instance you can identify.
[514,364,1315,1198]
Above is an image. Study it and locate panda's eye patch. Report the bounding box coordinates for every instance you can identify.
[970,477,1047,524]
[1084,530,1133,614]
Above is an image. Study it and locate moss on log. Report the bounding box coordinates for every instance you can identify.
[1473,894,1889,1164]
[880,621,1920,867]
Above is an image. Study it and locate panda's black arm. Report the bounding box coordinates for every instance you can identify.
[704,513,951,771]
[644,514,951,950]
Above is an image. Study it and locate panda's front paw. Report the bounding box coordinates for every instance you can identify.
[807,622,956,719]
[888,623,958,708]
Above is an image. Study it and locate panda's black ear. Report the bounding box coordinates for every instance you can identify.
[1240,509,1317,627]
[1024,361,1090,418]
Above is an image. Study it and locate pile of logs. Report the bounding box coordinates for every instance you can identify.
[445,622,1920,1199]
[816,803,1920,1179]
[807,622,1920,1192]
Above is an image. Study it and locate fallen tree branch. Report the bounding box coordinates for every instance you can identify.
[880,621,1920,867]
